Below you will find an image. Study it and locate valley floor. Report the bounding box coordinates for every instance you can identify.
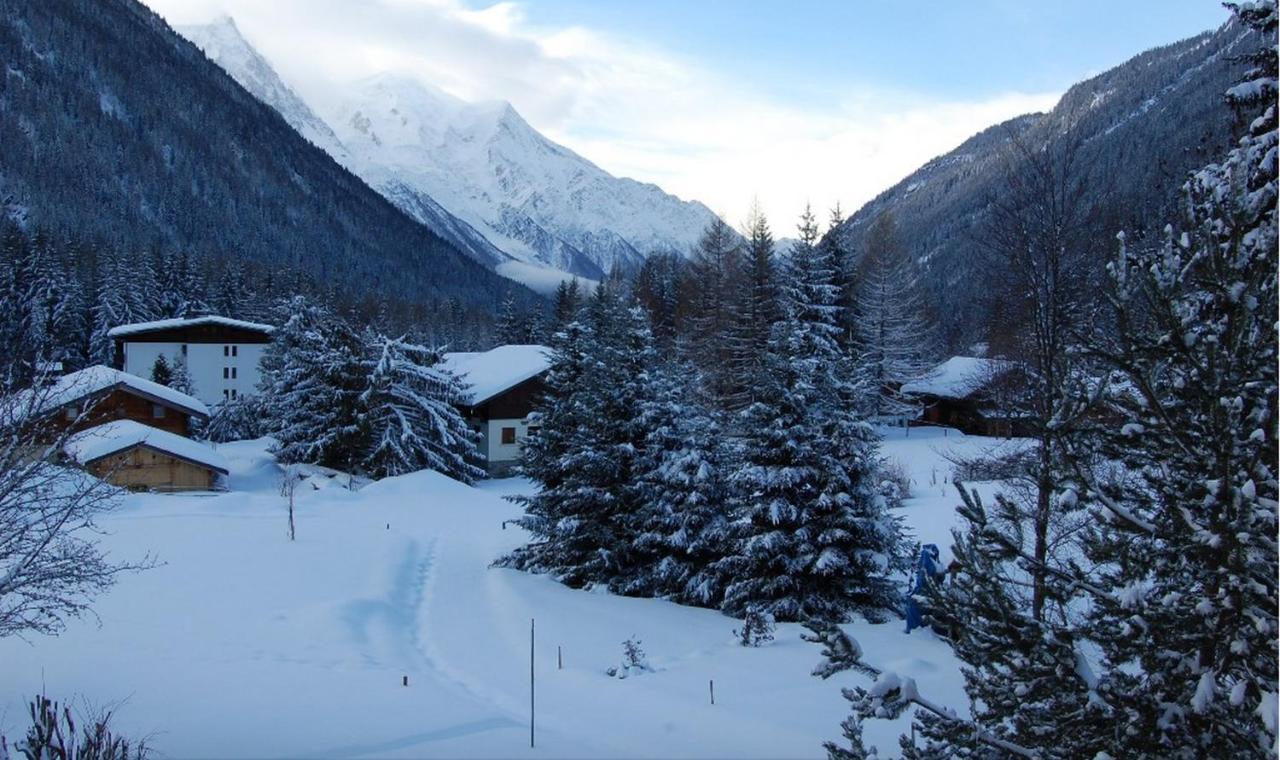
[0,427,1015,758]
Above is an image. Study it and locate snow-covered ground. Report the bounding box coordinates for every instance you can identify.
[0,427,1015,757]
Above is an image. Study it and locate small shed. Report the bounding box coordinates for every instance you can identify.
[901,356,1029,437]
[64,420,229,492]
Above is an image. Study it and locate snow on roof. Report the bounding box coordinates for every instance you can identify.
[900,356,1013,400]
[64,420,229,473]
[441,344,551,405]
[18,365,210,418]
[107,315,274,338]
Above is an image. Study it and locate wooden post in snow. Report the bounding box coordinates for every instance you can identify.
[530,618,536,749]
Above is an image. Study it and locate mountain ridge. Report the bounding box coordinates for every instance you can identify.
[829,21,1262,347]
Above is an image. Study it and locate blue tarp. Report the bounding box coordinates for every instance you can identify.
[905,543,945,633]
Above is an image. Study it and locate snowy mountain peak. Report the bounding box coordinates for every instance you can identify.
[180,17,723,284]
[178,18,350,165]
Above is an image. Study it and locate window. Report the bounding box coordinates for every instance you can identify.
[223,345,229,357]
[232,345,238,357]
[230,389,238,399]
[64,407,77,421]
[231,367,237,379]
[152,404,166,419]
[223,367,230,379]
[223,389,230,400]
[501,427,517,444]
[527,426,541,437]
[181,344,188,356]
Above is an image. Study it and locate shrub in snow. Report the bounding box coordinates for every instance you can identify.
[605,637,654,679]
[5,693,150,759]
[733,606,775,647]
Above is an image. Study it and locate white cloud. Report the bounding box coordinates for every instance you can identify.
[143,0,1059,229]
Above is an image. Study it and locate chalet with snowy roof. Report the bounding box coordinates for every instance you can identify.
[440,345,551,477]
[109,316,274,407]
[900,356,1031,437]
[21,365,209,439]
[64,420,229,492]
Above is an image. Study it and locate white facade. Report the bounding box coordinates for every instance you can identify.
[120,341,266,407]
[474,417,534,469]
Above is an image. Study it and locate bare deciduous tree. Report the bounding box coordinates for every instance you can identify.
[0,364,151,639]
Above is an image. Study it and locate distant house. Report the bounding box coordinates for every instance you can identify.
[441,345,551,477]
[21,365,209,439]
[12,365,227,491]
[64,420,229,492]
[900,356,1030,437]
[109,316,274,407]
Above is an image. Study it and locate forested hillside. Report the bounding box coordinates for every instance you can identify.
[0,0,536,313]
[829,20,1266,347]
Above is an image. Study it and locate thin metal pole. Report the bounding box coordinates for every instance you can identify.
[709,679,715,705]
[530,618,536,749]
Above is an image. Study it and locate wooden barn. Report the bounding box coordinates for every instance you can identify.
[64,420,229,491]
[441,345,551,477]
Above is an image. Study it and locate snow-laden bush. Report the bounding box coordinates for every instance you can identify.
[733,606,776,647]
[605,636,654,679]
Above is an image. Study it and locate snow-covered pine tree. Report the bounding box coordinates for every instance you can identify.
[861,7,1279,755]
[730,200,780,407]
[551,277,583,331]
[211,261,252,319]
[500,286,656,589]
[896,486,1103,759]
[259,296,366,472]
[633,252,684,356]
[1060,7,1278,751]
[169,354,195,397]
[854,213,937,419]
[154,250,209,319]
[621,359,733,605]
[716,205,904,623]
[150,354,173,386]
[682,216,746,410]
[359,333,483,482]
[494,294,527,345]
[89,249,156,365]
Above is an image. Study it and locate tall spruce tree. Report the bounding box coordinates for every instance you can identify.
[854,213,938,419]
[259,296,366,471]
[359,334,483,482]
[845,5,1279,755]
[731,200,780,406]
[717,206,903,623]
[623,360,733,605]
[682,217,745,409]
[500,286,656,589]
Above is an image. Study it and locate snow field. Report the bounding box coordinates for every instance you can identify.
[0,429,1003,757]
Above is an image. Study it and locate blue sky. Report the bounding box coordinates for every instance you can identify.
[146,0,1230,229]
[512,0,1229,102]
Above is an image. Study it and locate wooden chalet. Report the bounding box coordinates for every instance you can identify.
[23,365,209,439]
[441,345,551,477]
[901,356,1032,437]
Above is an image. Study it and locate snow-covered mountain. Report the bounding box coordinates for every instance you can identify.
[179,18,721,282]
[180,17,510,271]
